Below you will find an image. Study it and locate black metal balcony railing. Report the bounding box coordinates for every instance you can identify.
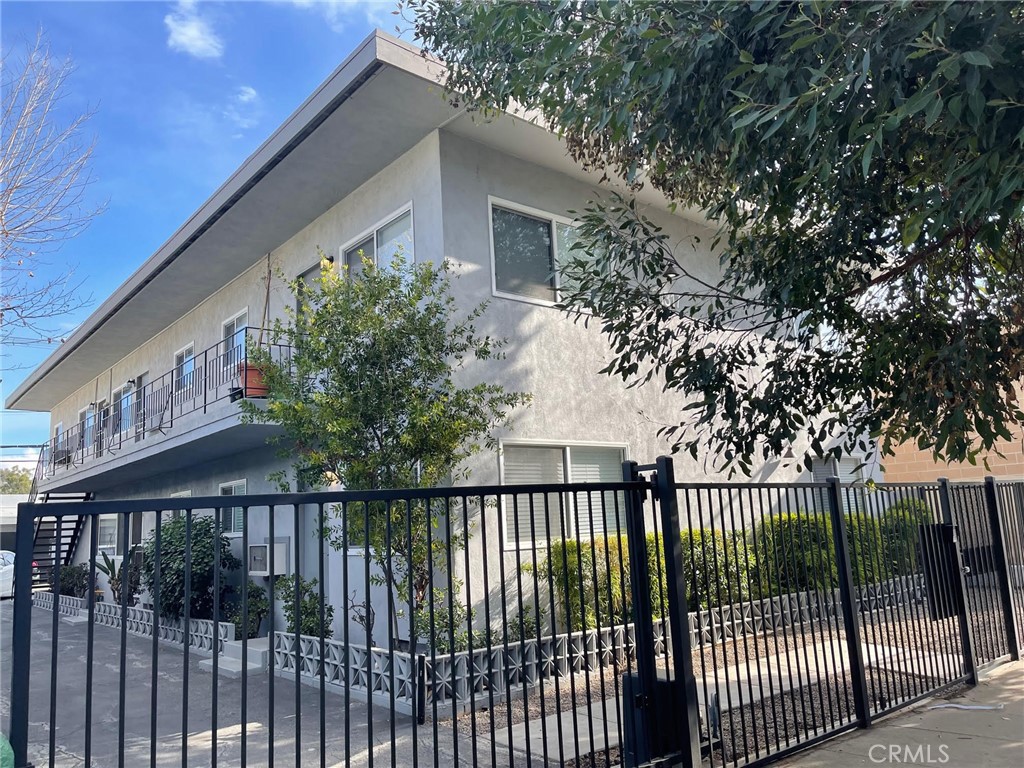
[33,328,291,485]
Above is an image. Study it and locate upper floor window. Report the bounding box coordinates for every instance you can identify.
[500,442,626,548]
[111,383,135,435]
[342,208,413,277]
[222,310,248,366]
[175,344,195,392]
[489,199,580,305]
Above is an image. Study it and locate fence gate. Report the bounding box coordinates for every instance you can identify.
[7,464,1023,768]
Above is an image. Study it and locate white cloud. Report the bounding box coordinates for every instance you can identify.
[236,85,258,104]
[165,0,224,60]
[224,85,262,130]
[285,0,398,34]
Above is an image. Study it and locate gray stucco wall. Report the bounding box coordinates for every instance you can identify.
[46,122,835,640]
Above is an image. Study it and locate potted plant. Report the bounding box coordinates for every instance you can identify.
[96,545,142,606]
[237,254,271,398]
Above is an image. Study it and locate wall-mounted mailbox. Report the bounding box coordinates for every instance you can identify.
[248,542,288,577]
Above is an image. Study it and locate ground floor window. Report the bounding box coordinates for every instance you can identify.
[97,515,118,556]
[219,480,246,533]
[500,442,626,548]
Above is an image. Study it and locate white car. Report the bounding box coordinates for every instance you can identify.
[0,550,17,599]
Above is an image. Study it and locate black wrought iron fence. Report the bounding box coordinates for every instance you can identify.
[6,461,1023,768]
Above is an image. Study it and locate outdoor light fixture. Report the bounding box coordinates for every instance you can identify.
[229,387,244,403]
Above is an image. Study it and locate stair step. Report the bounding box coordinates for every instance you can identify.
[222,636,270,663]
[198,655,267,679]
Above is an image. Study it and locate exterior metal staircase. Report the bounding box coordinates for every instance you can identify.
[30,493,93,590]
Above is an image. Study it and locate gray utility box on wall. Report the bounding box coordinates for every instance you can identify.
[248,541,288,578]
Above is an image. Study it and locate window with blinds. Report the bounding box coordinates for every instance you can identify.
[501,443,625,548]
[811,456,866,512]
[219,479,246,534]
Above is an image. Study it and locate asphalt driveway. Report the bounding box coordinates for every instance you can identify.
[0,601,523,768]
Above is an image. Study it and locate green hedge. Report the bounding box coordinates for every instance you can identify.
[845,513,887,586]
[880,499,933,576]
[546,529,749,630]
[752,513,837,595]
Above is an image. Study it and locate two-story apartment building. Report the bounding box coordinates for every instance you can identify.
[8,31,822,637]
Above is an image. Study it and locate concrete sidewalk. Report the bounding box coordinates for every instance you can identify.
[777,661,1024,768]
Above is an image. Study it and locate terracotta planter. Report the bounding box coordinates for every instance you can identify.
[239,363,269,397]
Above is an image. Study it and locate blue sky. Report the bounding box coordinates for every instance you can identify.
[0,0,404,468]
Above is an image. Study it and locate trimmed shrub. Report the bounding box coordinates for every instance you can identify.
[141,515,240,621]
[845,514,888,586]
[880,499,933,576]
[547,529,750,630]
[752,513,837,595]
[276,575,334,639]
[56,563,90,598]
[229,580,269,639]
[676,529,751,610]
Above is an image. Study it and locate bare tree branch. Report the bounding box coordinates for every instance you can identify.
[1,31,98,344]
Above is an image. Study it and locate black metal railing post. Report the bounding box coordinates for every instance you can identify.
[826,477,871,728]
[621,460,659,766]
[984,476,1021,660]
[654,456,702,768]
[938,477,979,685]
[10,502,37,768]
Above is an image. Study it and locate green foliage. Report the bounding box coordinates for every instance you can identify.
[414,589,472,653]
[674,529,752,610]
[276,575,333,639]
[229,580,269,640]
[844,514,887,586]
[141,516,240,621]
[96,545,142,606]
[240,252,529,634]
[410,1,1024,474]
[547,530,749,630]
[0,467,32,494]
[752,513,837,595]
[56,563,90,599]
[880,499,934,576]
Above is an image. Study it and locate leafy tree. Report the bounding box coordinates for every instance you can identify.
[241,252,529,638]
[0,467,33,494]
[409,1,1024,474]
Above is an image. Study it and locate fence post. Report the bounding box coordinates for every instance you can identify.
[10,503,37,768]
[826,477,871,728]
[621,460,659,765]
[984,477,1020,660]
[938,478,978,684]
[654,456,702,768]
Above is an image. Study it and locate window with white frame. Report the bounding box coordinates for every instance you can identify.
[175,343,195,395]
[296,262,324,313]
[342,208,413,277]
[222,310,248,367]
[501,443,626,547]
[97,516,118,556]
[78,405,95,453]
[219,480,246,534]
[490,200,583,304]
[110,384,134,435]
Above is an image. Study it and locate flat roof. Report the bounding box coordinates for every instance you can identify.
[6,31,452,411]
[8,30,709,412]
